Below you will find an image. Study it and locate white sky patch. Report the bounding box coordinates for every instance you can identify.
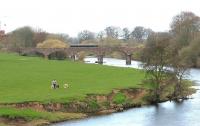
[0,0,200,36]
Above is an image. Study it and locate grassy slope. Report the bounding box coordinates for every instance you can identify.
[0,53,145,103]
[0,107,85,122]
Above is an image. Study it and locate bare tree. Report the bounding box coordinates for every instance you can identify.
[8,26,34,48]
[78,30,95,42]
[33,31,47,47]
[170,11,200,46]
[97,31,105,41]
[131,26,146,42]
[141,32,172,102]
[122,27,130,41]
[104,26,121,39]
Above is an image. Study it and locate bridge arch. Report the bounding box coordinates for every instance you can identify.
[94,46,135,65]
[20,46,139,65]
[20,49,46,58]
[48,50,68,60]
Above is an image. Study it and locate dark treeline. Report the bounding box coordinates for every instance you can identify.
[0,24,154,49]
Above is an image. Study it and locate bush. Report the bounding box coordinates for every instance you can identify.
[112,93,127,104]
[88,100,100,111]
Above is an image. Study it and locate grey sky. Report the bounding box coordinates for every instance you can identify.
[0,0,199,36]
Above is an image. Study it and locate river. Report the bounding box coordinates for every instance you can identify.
[53,57,200,126]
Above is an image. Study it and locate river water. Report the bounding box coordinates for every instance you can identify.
[53,57,200,126]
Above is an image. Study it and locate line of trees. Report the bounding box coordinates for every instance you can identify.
[77,26,153,43]
[0,11,200,67]
[0,27,70,49]
[0,25,154,50]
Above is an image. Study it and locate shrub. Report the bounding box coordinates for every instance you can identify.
[88,100,100,111]
[112,93,127,104]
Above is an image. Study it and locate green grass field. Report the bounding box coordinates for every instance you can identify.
[0,53,145,103]
[0,107,85,121]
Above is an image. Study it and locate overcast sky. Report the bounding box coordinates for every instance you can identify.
[0,0,200,36]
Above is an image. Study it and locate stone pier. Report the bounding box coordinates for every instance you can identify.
[97,55,104,64]
[126,54,132,65]
[71,55,76,61]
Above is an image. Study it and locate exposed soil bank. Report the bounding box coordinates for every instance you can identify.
[0,88,195,126]
[18,88,148,112]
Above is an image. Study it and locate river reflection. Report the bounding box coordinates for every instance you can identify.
[53,57,200,126]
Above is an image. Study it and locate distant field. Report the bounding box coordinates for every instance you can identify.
[0,53,145,103]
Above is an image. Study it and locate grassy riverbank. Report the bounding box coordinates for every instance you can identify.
[0,107,86,126]
[0,53,195,126]
[0,53,147,125]
[0,53,145,104]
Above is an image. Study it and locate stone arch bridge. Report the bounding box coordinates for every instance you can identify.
[20,45,140,65]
